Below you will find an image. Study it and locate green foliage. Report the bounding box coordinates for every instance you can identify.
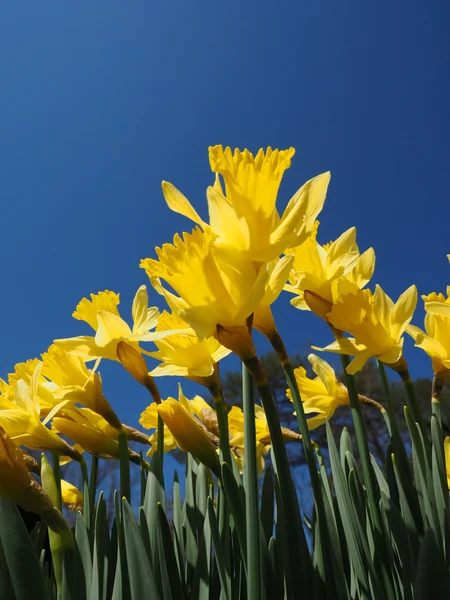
[1,355,450,598]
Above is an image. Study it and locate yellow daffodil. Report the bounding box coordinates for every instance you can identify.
[157,397,220,475]
[0,427,68,534]
[140,385,214,456]
[163,145,330,262]
[140,228,294,343]
[0,366,80,460]
[52,407,143,463]
[284,222,375,311]
[407,289,450,379]
[52,407,120,459]
[60,480,83,512]
[315,281,417,374]
[40,344,121,427]
[286,355,350,429]
[54,287,177,362]
[145,310,231,378]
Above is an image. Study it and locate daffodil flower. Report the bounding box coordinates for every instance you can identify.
[315,281,417,374]
[140,228,294,342]
[145,310,231,378]
[407,289,450,379]
[54,286,188,362]
[140,384,214,455]
[0,365,80,460]
[286,355,350,429]
[61,480,83,512]
[162,145,330,262]
[284,222,375,311]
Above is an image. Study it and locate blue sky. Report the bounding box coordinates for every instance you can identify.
[0,1,449,437]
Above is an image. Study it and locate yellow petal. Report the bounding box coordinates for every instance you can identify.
[162,181,207,228]
[73,291,120,331]
[95,311,132,348]
[132,285,159,335]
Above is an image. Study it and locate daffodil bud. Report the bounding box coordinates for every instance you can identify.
[61,480,83,512]
[303,290,333,321]
[117,342,161,403]
[215,325,256,361]
[158,398,220,477]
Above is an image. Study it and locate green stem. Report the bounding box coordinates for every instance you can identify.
[399,370,428,440]
[157,414,165,468]
[52,454,62,507]
[118,429,131,503]
[432,376,444,430]
[243,356,310,599]
[377,361,410,471]
[89,456,98,520]
[341,356,382,530]
[210,386,233,467]
[242,364,261,600]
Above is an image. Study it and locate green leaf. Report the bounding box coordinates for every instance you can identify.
[0,497,49,600]
[260,466,274,545]
[326,421,376,598]
[221,462,247,571]
[414,529,450,600]
[122,499,161,600]
[208,498,231,600]
[184,454,198,587]
[157,503,185,600]
[191,501,212,600]
[75,512,92,594]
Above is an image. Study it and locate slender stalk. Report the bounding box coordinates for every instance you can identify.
[209,386,233,467]
[118,429,131,503]
[340,357,382,530]
[243,355,310,599]
[432,376,444,429]
[157,414,165,468]
[397,367,428,439]
[242,363,261,600]
[89,456,98,519]
[52,453,62,507]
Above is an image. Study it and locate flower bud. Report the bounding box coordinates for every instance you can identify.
[158,398,220,476]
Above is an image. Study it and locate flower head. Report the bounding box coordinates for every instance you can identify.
[61,480,83,512]
[146,310,231,378]
[407,289,450,379]
[54,286,168,361]
[162,145,330,262]
[315,281,417,374]
[141,228,293,342]
[285,222,375,311]
[287,355,350,429]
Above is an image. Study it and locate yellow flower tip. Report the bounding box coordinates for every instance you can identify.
[61,480,83,512]
[208,145,295,180]
[157,398,220,476]
[304,290,333,320]
[73,290,121,330]
[214,325,256,361]
[445,437,450,489]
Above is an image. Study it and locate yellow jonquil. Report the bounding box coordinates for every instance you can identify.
[140,228,294,342]
[407,289,450,379]
[146,310,231,378]
[41,344,121,428]
[286,355,350,429]
[0,366,81,460]
[162,145,330,262]
[60,480,83,512]
[284,222,375,311]
[315,281,417,374]
[140,385,214,456]
[54,287,174,361]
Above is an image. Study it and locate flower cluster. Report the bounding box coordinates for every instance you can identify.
[3,143,450,530]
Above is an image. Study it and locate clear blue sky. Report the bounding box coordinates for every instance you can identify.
[1,1,449,435]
